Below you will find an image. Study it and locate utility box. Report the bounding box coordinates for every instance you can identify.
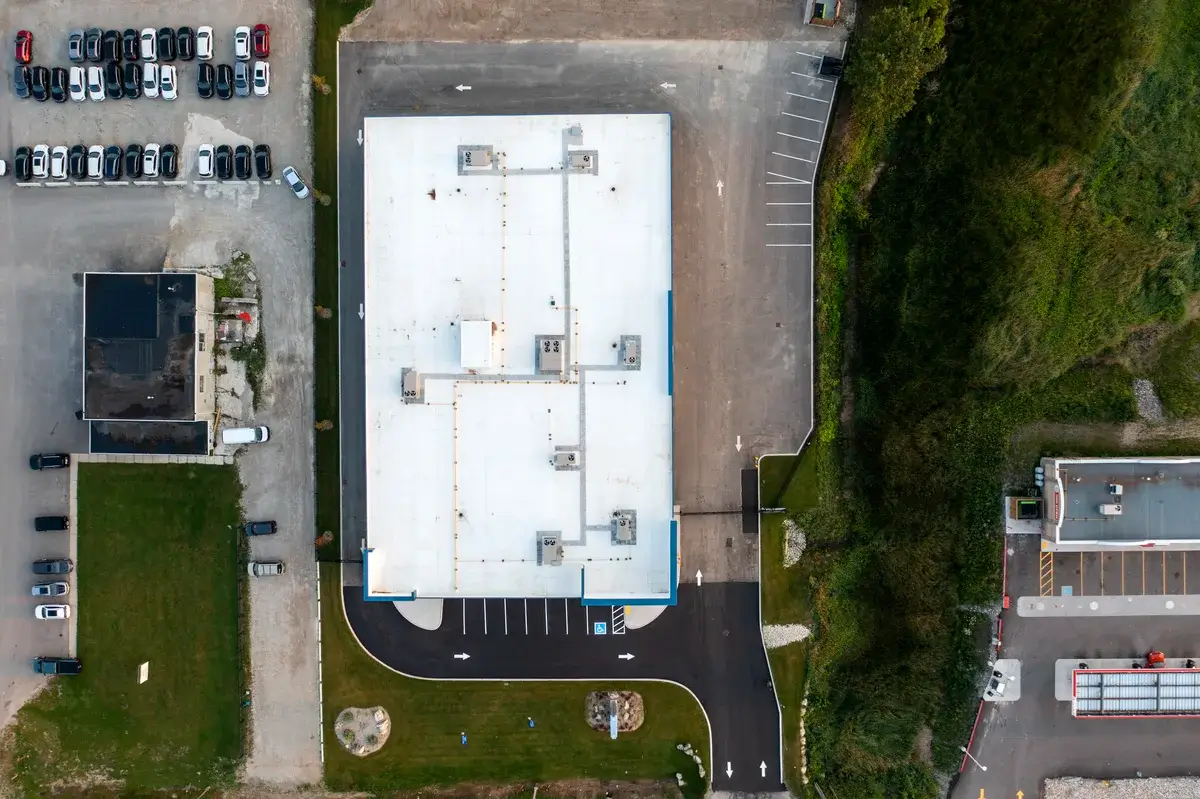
[1099,504,1123,516]
[537,533,564,566]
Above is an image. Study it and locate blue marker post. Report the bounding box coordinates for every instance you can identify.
[527,717,535,728]
[461,732,467,746]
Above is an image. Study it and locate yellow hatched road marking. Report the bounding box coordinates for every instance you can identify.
[1040,551,1054,596]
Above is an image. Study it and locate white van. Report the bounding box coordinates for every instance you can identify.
[221,426,270,445]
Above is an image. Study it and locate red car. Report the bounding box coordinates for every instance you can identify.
[14,30,32,64]
[251,24,269,58]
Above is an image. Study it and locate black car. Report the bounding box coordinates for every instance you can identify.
[122,28,139,61]
[215,144,233,179]
[85,28,103,62]
[50,67,68,103]
[160,143,178,179]
[176,26,195,61]
[215,63,232,99]
[34,516,69,532]
[13,146,31,181]
[102,29,122,62]
[157,27,176,62]
[13,65,30,98]
[244,520,277,536]
[103,145,122,179]
[122,62,141,98]
[254,143,272,179]
[30,66,49,101]
[196,62,214,98]
[68,145,86,178]
[124,143,143,178]
[32,559,73,575]
[234,144,251,179]
[104,61,123,99]
[29,453,69,470]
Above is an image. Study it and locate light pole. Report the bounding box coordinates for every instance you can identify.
[960,745,987,772]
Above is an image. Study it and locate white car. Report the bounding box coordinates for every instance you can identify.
[32,582,69,597]
[86,145,104,179]
[252,60,269,97]
[196,25,214,60]
[143,143,160,177]
[282,165,310,199]
[86,65,104,101]
[69,66,86,101]
[160,64,177,100]
[233,26,251,60]
[35,604,70,621]
[31,145,49,179]
[142,62,159,99]
[140,27,157,61]
[50,146,67,181]
[197,144,215,178]
[0,160,7,177]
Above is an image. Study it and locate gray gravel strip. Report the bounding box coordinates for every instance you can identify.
[1046,777,1200,799]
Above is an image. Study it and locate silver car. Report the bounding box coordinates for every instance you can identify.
[282,166,309,199]
[67,29,85,62]
[248,561,284,577]
[233,60,250,97]
[32,582,69,597]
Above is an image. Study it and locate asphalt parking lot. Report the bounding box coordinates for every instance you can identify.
[2,0,319,784]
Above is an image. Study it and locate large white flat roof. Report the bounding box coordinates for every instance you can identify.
[362,113,675,602]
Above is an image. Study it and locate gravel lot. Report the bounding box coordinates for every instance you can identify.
[1047,778,1200,799]
[3,0,319,786]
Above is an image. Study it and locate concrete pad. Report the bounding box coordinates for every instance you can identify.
[1018,594,1200,617]
[625,604,667,629]
[396,598,443,631]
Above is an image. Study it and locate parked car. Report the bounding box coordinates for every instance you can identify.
[35,605,70,621]
[177,26,195,61]
[196,62,214,98]
[215,63,232,99]
[139,27,156,61]
[50,67,67,103]
[248,561,284,577]
[252,60,269,97]
[49,146,67,180]
[34,515,69,532]
[221,425,269,444]
[233,26,251,60]
[159,64,177,100]
[122,28,139,61]
[122,62,141,99]
[104,61,123,99]
[12,65,30,99]
[215,144,233,179]
[157,27,177,61]
[14,30,32,65]
[32,559,72,575]
[103,145,122,179]
[244,520,277,536]
[31,581,69,597]
[13,146,32,181]
[142,62,159,98]
[282,166,309,198]
[86,145,103,179]
[252,24,269,58]
[253,143,271,179]
[68,29,85,62]
[33,657,81,675]
[160,143,178,179]
[197,143,214,178]
[67,144,86,178]
[143,142,160,177]
[234,144,251,179]
[69,65,86,101]
[124,143,143,178]
[233,60,249,97]
[86,65,104,101]
[30,145,48,179]
[29,452,69,469]
[30,66,49,101]
[85,27,103,62]
[196,25,214,61]
[102,29,122,62]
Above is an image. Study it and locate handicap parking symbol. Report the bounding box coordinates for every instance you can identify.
[593,621,607,635]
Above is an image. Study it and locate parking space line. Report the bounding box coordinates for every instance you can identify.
[524,599,528,634]
[1122,551,1126,594]
[782,111,825,123]
[814,76,836,84]
[1164,551,1168,594]
[584,604,589,634]
[504,598,508,634]
[795,50,823,58]
[767,172,811,184]
[483,600,488,634]
[1185,551,1188,593]
[766,243,812,247]
[772,151,813,163]
[1142,550,1146,594]
[1080,552,1084,593]
[766,222,811,226]
[766,202,811,206]
[777,131,822,143]
[786,91,829,103]
[544,599,549,634]
[462,600,466,634]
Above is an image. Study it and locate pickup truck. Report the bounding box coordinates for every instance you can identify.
[33,657,81,675]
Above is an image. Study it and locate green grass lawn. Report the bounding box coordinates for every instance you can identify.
[757,451,818,512]
[320,566,709,795]
[9,464,243,792]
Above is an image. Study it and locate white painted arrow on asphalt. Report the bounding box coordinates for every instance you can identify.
[660,82,676,90]
[455,84,472,91]
[726,763,733,778]
[358,303,365,320]
[735,435,742,452]
[453,653,470,660]
[760,761,767,777]
[717,179,724,198]
[696,570,703,587]
[357,129,363,146]
[618,653,635,661]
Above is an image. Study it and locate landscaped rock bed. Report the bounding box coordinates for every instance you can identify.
[586,691,644,733]
[334,706,391,757]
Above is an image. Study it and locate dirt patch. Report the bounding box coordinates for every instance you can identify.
[334,707,391,757]
[343,0,803,42]
[586,691,645,733]
[911,724,933,767]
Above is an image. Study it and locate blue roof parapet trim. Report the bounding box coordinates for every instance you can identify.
[579,519,678,606]
[361,547,418,602]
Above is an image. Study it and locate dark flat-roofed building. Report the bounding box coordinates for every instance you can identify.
[1042,457,1200,549]
[82,272,216,454]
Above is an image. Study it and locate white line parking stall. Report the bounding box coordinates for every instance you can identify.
[454,598,636,636]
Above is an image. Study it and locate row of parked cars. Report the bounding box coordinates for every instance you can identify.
[28,452,73,623]
[13,25,271,66]
[14,62,178,102]
[197,143,273,180]
[15,143,180,181]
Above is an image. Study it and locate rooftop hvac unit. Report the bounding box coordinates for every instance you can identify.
[611,510,637,545]
[567,151,598,173]
[552,450,580,470]
[1099,504,1123,516]
[401,368,424,404]
[537,534,564,566]
[535,335,565,374]
[459,145,494,171]
[1109,483,1124,496]
[618,335,642,370]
